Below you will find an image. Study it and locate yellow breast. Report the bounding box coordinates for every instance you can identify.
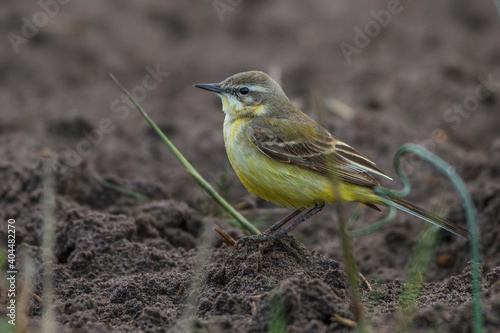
[223,117,361,209]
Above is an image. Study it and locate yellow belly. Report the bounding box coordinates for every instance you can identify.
[223,118,375,209]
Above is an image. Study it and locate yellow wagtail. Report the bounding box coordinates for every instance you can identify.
[194,71,470,244]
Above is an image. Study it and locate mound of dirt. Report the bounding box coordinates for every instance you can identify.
[1,142,499,332]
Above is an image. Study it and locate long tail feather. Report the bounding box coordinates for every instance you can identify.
[389,197,470,239]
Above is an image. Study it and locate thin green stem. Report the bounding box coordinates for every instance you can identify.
[328,157,367,331]
[344,143,482,332]
[376,144,483,333]
[109,74,259,235]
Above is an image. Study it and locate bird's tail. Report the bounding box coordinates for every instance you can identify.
[388,197,470,239]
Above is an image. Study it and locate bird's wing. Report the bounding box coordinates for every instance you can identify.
[249,116,392,188]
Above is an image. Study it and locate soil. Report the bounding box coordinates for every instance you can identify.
[1,0,500,332]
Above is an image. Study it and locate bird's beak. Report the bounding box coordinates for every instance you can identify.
[194,83,226,94]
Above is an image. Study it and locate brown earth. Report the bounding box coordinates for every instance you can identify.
[1,0,500,332]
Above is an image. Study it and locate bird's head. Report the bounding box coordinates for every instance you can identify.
[194,71,290,118]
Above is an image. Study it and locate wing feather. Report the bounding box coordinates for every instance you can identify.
[249,116,392,188]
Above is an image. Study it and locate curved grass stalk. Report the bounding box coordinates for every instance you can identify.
[346,143,482,332]
[109,74,259,235]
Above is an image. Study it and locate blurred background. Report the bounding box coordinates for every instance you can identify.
[2,0,500,280]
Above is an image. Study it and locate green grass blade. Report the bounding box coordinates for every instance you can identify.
[375,144,483,333]
[267,293,287,333]
[109,74,259,235]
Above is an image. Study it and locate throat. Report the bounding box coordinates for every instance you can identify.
[221,98,235,113]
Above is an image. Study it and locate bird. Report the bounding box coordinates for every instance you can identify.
[194,70,470,245]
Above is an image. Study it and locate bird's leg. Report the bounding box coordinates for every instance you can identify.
[266,204,325,240]
[264,208,303,233]
[235,204,325,248]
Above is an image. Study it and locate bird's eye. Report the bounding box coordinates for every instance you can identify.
[239,87,250,95]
